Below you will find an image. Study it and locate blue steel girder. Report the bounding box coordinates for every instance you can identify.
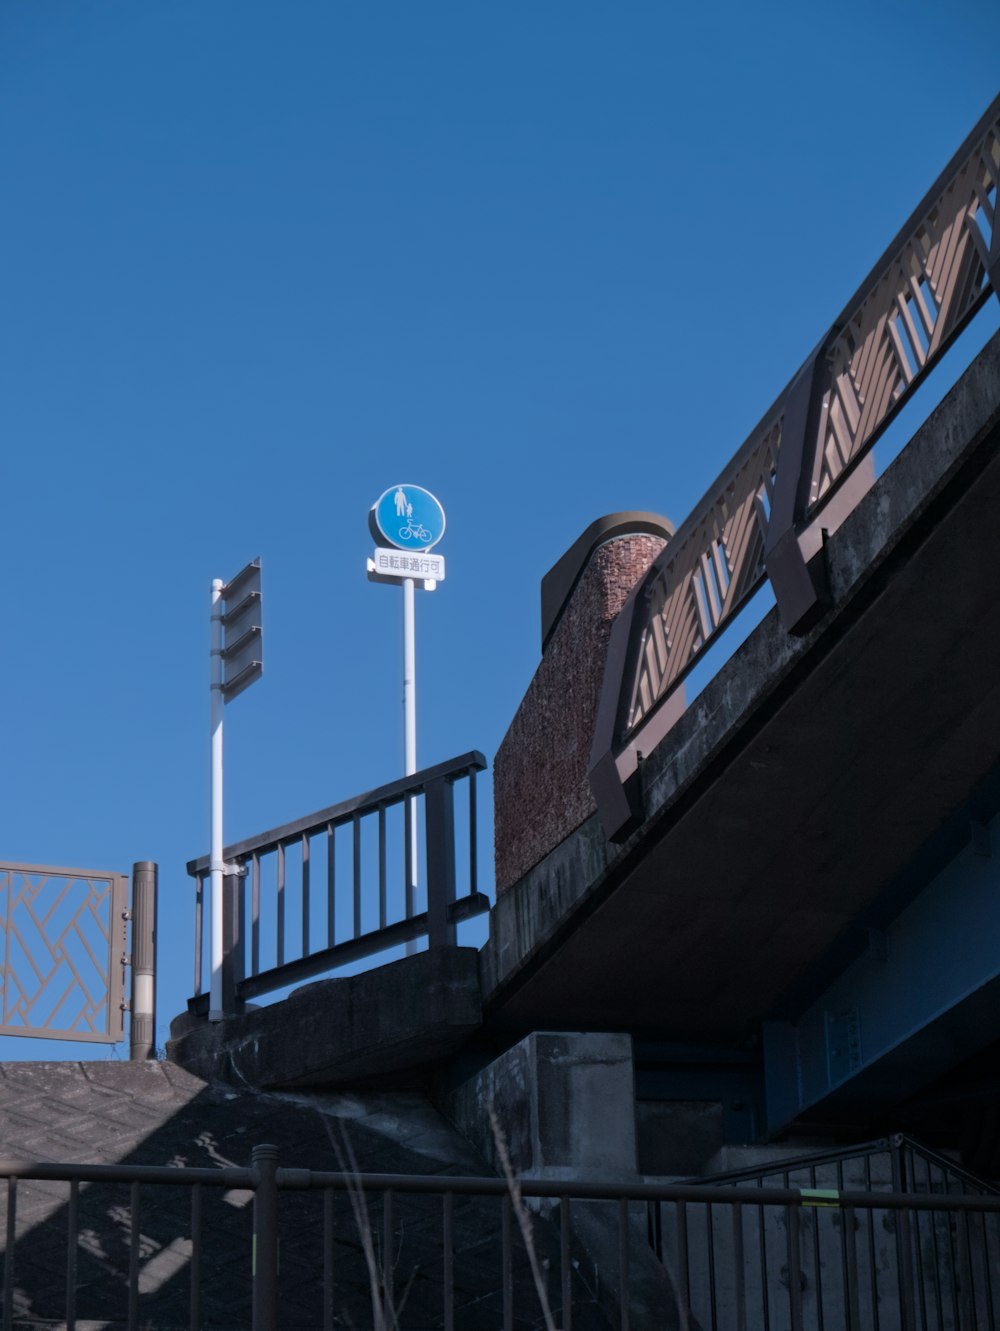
[764,807,1000,1137]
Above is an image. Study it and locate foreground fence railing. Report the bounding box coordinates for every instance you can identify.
[590,93,1000,839]
[1,1146,999,1330]
[652,1133,1000,1331]
[187,751,488,1016]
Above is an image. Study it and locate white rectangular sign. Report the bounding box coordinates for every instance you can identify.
[368,547,446,581]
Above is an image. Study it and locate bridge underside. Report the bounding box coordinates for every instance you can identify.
[483,333,1000,1054]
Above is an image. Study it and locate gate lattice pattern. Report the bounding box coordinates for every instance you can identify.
[0,863,127,1042]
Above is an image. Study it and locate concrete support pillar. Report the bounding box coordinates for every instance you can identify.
[446,1031,637,1181]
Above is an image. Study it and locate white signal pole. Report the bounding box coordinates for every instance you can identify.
[403,575,418,936]
[209,577,225,1022]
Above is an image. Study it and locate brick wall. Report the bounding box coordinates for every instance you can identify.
[493,532,666,893]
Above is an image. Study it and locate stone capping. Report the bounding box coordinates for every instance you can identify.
[540,511,674,650]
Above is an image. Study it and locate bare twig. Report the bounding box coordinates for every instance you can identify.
[488,1105,559,1331]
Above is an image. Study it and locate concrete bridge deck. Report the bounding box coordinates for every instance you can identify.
[482,330,1000,1049]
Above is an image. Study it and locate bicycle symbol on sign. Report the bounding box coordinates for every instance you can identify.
[399,517,432,543]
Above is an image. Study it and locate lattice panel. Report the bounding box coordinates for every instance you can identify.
[627,421,780,729]
[811,115,1000,504]
[622,100,1000,743]
[0,864,127,1042]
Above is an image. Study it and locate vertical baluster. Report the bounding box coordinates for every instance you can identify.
[706,1202,718,1331]
[959,1203,977,1330]
[646,1199,661,1261]
[733,1201,746,1331]
[251,853,261,977]
[403,797,414,923]
[468,768,478,895]
[757,1180,770,1330]
[237,859,246,992]
[66,1179,78,1331]
[838,1159,859,1331]
[948,1187,964,1331]
[190,1183,202,1331]
[301,833,310,958]
[442,1191,454,1331]
[981,1206,997,1331]
[502,1194,513,1331]
[4,1176,17,1331]
[353,815,361,939]
[378,805,387,931]
[129,1180,141,1331]
[676,1199,690,1319]
[787,1204,804,1331]
[194,873,204,996]
[425,777,456,948]
[382,1188,394,1318]
[560,1196,572,1331]
[326,824,336,949]
[864,1155,880,1331]
[618,1197,630,1331]
[891,1139,914,1331]
[276,843,285,967]
[323,1188,334,1331]
[809,1165,824,1331]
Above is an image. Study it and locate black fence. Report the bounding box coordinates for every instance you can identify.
[2,1145,999,1330]
[187,751,488,1016]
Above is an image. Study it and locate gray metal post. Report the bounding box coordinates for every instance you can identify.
[220,870,243,1016]
[252,1144,279,1331]
[129,861,158,1060]
[425,777,456,948]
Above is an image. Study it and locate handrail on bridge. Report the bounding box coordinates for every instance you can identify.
[187,750,488,1016]
[590,93,1000,840]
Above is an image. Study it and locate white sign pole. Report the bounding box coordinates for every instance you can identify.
[403,575,418,933]
[403,575,417,775]
[209,578,225,1021]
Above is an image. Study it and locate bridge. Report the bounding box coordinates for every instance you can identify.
[164,93,1000,1169]
[2,91,999,1331]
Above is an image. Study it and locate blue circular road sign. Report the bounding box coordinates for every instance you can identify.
[370,485,446,552]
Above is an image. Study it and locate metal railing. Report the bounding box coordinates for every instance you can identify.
[0,861,129,1043]
[590,93,1000,839]
[187,751,488,1015]
[650,1134,1000,1331]
[1,1146,999,1330]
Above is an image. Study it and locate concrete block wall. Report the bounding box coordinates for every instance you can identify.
[445,1030,638,1182]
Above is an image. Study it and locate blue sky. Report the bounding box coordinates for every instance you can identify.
[2,1,998,1055]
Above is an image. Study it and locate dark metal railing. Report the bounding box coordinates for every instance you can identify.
[187,751,488,1015]
[649,1134,1000,1331]
[590,94,1000,839]
[1,1147,999,1330]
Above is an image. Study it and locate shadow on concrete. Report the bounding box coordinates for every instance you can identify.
[0,1061,612,1330]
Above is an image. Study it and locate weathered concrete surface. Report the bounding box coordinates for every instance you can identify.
[168,947,482,1089]
[445,1031,637,1182]
[481,330,1000,1043]
[443,1033,698,1330]
[0,1060,613,1330]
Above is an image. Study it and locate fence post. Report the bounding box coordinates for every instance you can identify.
[252,1144,279,1331]
[891,1135,916,1331]
[129,861,158,1060]
[425,777,456,948]
[220,868,244,1015]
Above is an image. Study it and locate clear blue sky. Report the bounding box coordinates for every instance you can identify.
[2,1,997,1056]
